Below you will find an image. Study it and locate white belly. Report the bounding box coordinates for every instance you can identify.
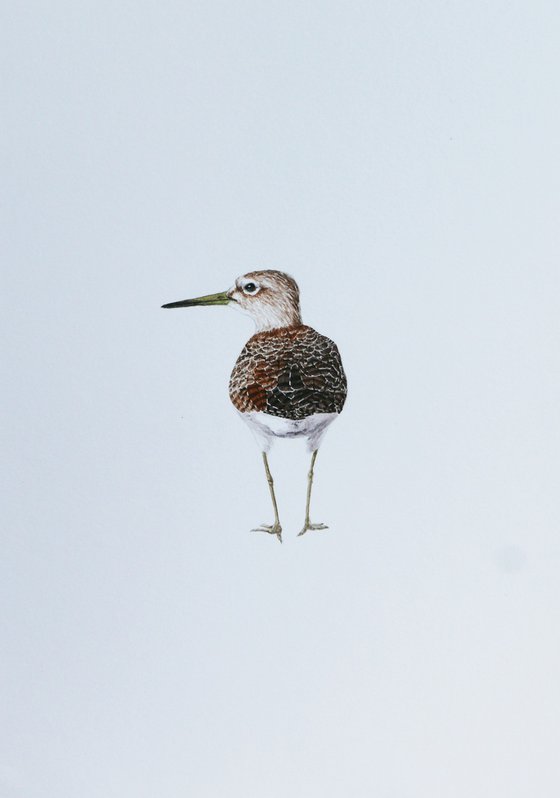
[238,411,338,452]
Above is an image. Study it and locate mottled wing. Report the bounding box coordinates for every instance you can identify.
[229,326,347,420]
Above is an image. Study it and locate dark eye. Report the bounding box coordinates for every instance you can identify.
[243,282,257,294]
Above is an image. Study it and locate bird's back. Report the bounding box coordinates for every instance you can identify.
[229,325,347,420]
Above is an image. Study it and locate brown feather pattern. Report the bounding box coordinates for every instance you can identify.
[229,325,347,419]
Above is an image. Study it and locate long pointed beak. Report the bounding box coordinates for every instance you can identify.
[161,290,230,309]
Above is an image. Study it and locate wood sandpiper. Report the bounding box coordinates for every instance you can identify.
[162,270,347,542]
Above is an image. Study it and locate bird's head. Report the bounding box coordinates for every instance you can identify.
[162,269,302,332]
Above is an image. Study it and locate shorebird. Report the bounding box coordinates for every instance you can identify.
[162,270,347,542]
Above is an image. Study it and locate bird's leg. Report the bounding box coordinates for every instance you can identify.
[252,452,283,543]
[298,450,328,537]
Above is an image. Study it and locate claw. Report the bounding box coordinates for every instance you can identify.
[297,522,328,537]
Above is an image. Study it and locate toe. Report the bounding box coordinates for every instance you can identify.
[252,524,282,540]
[298,522,329,537]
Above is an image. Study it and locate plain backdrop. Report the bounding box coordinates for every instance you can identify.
[2,1,560,796]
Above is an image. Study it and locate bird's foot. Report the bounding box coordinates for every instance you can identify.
[297,521,329,537]
[252,522,283,543]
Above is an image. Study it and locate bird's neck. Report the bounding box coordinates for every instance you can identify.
[252,301,302,332]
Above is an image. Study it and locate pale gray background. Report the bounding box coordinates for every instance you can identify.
[2,1,559,796]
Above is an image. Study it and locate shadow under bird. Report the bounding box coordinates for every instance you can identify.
[162,270,347,542]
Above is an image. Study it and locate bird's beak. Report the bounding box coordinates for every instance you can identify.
[161,291,231,309]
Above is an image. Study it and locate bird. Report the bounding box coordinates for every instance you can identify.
[162,270,347,542]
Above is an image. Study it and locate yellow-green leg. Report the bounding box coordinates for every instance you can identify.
[252,452,283,543]
[298,450,328,537]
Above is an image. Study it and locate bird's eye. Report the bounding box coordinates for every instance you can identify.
[243,282,257,294]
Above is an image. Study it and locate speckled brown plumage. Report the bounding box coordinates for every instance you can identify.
[229,324,347,420]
